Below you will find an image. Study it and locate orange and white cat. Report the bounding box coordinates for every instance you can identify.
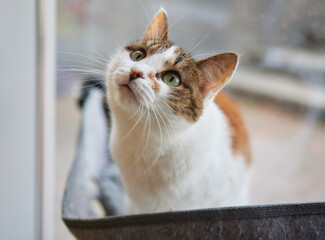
[106,8,251,214]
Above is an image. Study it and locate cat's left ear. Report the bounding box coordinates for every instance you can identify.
[197,52,238,99]
[142,8,168,41]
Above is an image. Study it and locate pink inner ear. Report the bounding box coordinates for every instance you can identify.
[197,52,238,98]
[142,9,168,41]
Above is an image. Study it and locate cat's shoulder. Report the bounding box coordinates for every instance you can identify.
[214,92,252,165]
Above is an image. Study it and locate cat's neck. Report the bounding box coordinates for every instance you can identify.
[110,106,183,144]
[110,99,222,157]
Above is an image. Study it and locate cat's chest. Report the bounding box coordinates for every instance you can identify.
[110,103,232,178]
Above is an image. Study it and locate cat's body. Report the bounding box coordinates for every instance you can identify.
[106,9,251,214]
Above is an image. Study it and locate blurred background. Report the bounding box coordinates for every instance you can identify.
[55,0,325,239]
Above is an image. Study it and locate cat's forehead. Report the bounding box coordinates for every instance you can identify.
[125,40,173,55]
[125,40,196,70]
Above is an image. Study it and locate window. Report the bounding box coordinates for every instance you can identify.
[56,1,325,239]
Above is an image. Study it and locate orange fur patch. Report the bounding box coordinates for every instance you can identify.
[142,9,168,41]
[214,92,252,165]
[148,72,160,93]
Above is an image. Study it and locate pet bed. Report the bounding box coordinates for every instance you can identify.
[62,79,325,240]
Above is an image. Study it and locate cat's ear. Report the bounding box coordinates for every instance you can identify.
[142,8,168,41]
[197,52,238,99]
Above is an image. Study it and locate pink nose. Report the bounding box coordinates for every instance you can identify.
[129,68,143,81]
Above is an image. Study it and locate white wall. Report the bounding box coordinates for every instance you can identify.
[0,0,55,239]
[0,0,38,239]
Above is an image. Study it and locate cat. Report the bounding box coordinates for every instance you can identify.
[106,8,251,214]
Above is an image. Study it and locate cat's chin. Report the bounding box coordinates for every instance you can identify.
[115,84,140,112]
[121,84,134,97]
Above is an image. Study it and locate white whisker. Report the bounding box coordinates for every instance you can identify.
[159,16,184,42]
[139,0,151,24]
[58,72,104,81]
[58,51,106,68]
[58,57,106,69]
[120,104,144,141]
[188,31,211,55]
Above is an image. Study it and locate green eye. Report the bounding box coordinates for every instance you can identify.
[163,72,181,87]
[130,50,146,61]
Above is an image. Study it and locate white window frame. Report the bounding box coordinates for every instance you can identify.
[0,0,55,239]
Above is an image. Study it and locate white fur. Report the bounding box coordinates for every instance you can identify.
[106,47,248,214]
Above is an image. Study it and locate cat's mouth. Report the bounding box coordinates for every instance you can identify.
[120,82,139,102]
[121,84,132,92]
[118,79,154,107]
[120,84,134,96]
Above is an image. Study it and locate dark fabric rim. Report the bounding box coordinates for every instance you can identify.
[63,201,325,229]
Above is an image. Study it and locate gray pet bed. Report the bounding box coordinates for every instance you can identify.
[62,81,325,239]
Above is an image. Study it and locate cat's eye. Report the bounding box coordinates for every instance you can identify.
[130,50,146,61]
[163,72,181,87]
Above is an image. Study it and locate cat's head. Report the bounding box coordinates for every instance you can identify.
[107,8,238,123]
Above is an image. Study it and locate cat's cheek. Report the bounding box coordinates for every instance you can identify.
[156,84,172,100]
[111,69,129,87]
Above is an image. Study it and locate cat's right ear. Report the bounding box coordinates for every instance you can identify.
[142,8,169,41]
[197,52,238,99]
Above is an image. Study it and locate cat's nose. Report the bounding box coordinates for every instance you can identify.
[129,68,144,81]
